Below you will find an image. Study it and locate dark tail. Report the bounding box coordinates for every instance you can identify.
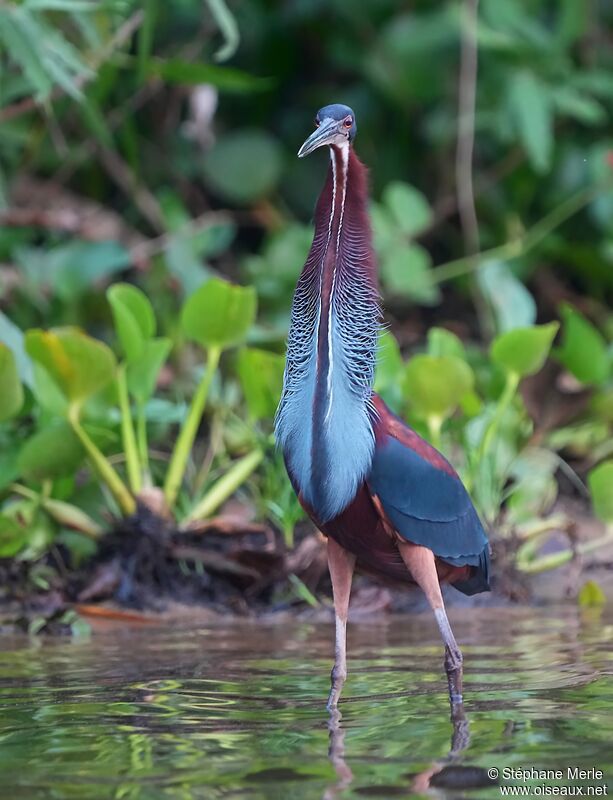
[451,545,490,596]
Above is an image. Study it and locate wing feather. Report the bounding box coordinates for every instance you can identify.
[368,396,490,594]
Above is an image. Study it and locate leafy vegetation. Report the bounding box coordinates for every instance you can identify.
[0,0,612,616]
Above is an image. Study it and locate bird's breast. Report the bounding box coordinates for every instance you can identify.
[275,146,379,523]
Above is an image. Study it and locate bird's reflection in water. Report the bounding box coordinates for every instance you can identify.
[323,702,493,798]
[323,709,353,799]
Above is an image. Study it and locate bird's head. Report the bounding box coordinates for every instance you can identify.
[297,104,357,158]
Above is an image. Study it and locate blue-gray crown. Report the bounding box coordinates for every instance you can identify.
[315,104,357,141]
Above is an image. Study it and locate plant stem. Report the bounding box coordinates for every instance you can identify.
[164,345,221,510]
[283,521,294,549]
[517,526,613,574]
[136,402,151,486]
[117,366,142,494]
[68,407,136,516]
[431,178,613,285]
[183,448,264,524]
[427,414,443,449]
[479,370,519,463]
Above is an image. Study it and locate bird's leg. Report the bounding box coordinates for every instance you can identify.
[397,541,464,710]
[326,538,356,710]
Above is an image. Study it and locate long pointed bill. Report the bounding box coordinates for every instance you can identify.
[297,118,340,158]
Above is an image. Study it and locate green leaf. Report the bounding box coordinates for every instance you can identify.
[42,498,102,538]
[555,304,610,385]
[0,311,34,388]
[477,260,537,332]
[150,60,273,93]
[237,347,285,421]
[490,322,559,377]
[0,10,53,101]
[107,283,156,362]
[31,362,68,417]
[427,327,466,359]
[375,331,404,390]
[17,422,84,481]
[202,131,283,204]
[25,327,117,408]
[182,279,257,350]
[53,241,130,300]
[382,182,433,236]
[0,514,29,558]
[403,354,474,419]
[374,331,404,411]
[578,579,606,608]
[380,243,440,305]
[588,460,613,523]
[507,447,558,524]
[127,338,172,405]
[0,344,24,421]
[552,87,606,126]
[507,70,553,173]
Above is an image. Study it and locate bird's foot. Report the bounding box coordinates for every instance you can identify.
[327,666,346,710]
[444,645,464,709]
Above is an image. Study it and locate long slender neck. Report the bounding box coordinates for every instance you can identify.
[276,143,380,522]
[312,144,376,420]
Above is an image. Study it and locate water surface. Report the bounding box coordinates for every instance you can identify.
[0,605,612,798]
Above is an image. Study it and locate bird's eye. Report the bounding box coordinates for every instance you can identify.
[343,117,353,128]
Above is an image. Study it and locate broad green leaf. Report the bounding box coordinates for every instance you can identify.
[380,243,440,305]
[0,344,24,421]
[578,579,606,608]
[375,331,404,390]
[107,283,156,362]
[182,279,257,350]
[555,304,610,385]
[403,354,474,419]
[32,362,68,417]
[0,311,34,388]
[0,514,29,558]
[244,225,311,305]
[202,131,283,204]
[237,348,285,421]
[17,422,84,481]
[507,70,553,173]
[53,241,130,300]
[507,447,558,524]
[427,327,466,359]
[374,331,404,411]
[370,203,397,254]
[25,327,117,407]
[490,322,559,377]
[0,450,20,492]
[127,338,172,405]
[382,182,433,236]
[477,260,536,332]
[588,460,613,523]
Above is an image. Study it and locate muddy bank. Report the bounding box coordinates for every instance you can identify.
[1,495,611,634]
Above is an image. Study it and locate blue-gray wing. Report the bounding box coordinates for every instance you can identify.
[368,433,490,595]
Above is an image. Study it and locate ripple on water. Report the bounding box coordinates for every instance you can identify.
[0,606,612,799]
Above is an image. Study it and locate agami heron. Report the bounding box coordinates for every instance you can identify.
[275,104,490,711]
